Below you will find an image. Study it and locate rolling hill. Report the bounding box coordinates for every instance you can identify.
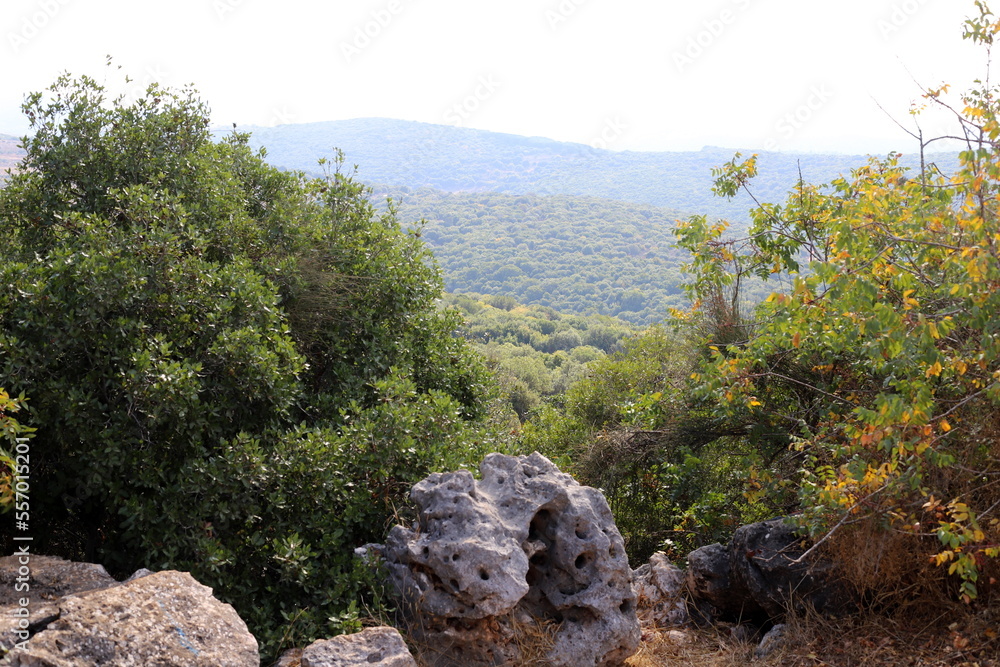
[379,187,701,325]
[226,117,958,223]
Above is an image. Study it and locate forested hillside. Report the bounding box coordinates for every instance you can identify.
[231,118,958,223]
[0,134,21,180]
[381,188,709,324]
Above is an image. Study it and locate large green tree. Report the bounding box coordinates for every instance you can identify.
[675,4,1000,602]
[0,71,501,659]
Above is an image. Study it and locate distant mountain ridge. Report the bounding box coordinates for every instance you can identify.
[6,120,956,221]
[223,118,958,223]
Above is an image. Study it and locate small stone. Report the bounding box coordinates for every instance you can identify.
[301,626,416,667]
[754,623,787,659]
[633,552,688,626]
[665,629,691,645]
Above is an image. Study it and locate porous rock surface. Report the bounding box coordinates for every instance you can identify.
[632,552,688,627]
[2,569,258,666]
[301,626,416,666]
[383,451,640,666]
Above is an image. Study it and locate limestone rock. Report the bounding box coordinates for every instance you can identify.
[301,627,416,666]
[686,518,853,624]
[685,543,762,623]
[383,452,640,667]
[730,518,851,619]
[754,623,787,659]
[4,569,258,666]
[632,552,687,626]
[0,555,118,654]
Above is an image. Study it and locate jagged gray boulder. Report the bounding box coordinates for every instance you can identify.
[0,555,119,655]
[2,569,258,666]
[632,552,687,627]
[686,542,763,622]
[301,626,416,666]
[383,452,640,667]
[686,518,852,624]
[730,518,851,619]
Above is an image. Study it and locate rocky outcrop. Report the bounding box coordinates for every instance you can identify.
[632,552,687,627]
[685,542,764,622]
[0,561,258,666]
[730,518,851,619]
[383,451,640,667]
[686,518,851,624]
[301,626,416,666]
[0,555,120,654]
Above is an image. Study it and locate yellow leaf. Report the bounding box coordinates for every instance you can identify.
[792,332,801,348]
[926,361,943,378]
[941,419,952,432]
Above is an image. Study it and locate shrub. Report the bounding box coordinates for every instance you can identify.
[0,71,501,661]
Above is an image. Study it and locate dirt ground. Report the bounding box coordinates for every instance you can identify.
[627,605,1000,667]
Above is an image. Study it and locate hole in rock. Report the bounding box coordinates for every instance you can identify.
[529,553,547,567]
[452,554,460,561]
[479,569,490,581]
[528,509,551,541]
[576,528,589,539]
[575,553,590,569]
[422,547,429,557]
[366,651,384,663]
[450,579,459,590]
[497,476,506,485]
[609,546,617,558]
[620,600,633,613]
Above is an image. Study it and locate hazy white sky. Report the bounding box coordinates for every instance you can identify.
[0,0,988,154]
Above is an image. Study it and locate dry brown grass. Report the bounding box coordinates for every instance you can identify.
[629,604,1000,667]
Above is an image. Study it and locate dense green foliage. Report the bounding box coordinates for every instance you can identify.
[233,118,958,223]
[446,294,783,563]
[673,6,1000,602]
[443,293,635,420]
[521,322,784,563]
[0,73,507,661]
[385,188,695,324]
